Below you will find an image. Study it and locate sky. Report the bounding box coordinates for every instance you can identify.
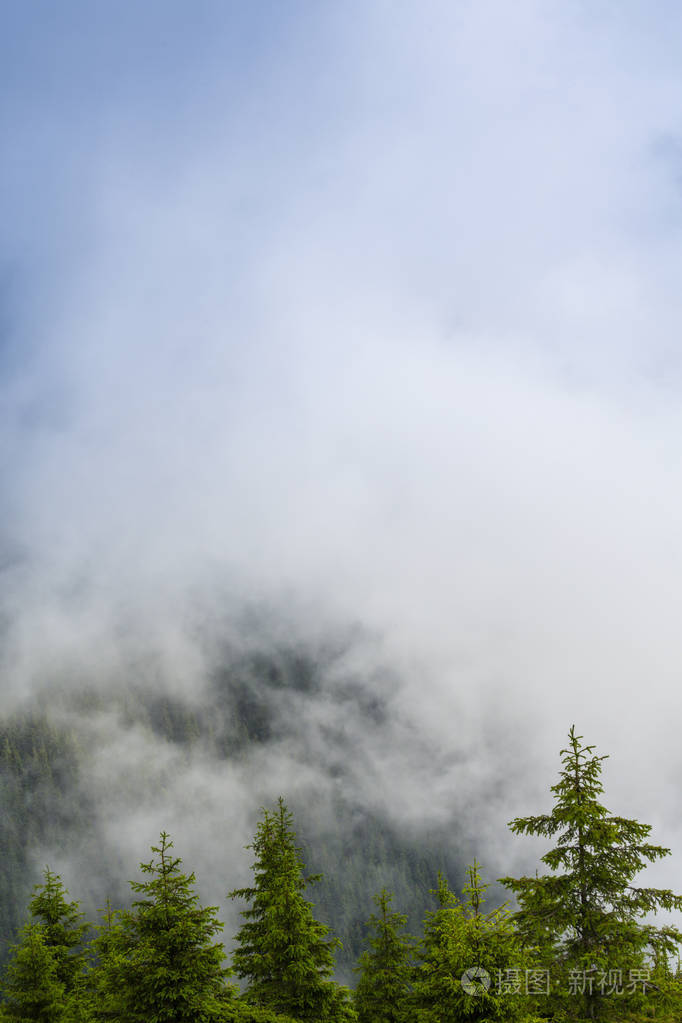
[3,0,682,902]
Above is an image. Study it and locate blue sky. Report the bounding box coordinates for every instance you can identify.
[3,1,682,884]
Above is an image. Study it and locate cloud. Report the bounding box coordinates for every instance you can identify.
[2,0,682,903]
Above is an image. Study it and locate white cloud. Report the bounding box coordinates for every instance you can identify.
[3,0,682,893]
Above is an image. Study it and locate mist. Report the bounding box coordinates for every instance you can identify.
[2,0,682,943]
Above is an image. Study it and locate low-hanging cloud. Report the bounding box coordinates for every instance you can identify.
[2,0,682,917]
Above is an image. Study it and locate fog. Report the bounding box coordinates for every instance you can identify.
[2,0,682,924]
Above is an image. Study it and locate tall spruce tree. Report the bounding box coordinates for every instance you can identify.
[500,725,682,1021]
[80,900,128,1022]
[353,888,413,1023]
[229,797,355,1022]
[92,832,231,1023]
[28,869,88,995]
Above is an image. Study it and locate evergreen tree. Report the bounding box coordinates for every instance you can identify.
[93,832,231,1023]
[500,725,682,1021]
[79,900,127,1022]
[0,922,65,1023]
[412,865,539,1023]
[60,981,94,1023]
[28,870,88,994]
[353,888,413,1023]
[229,797,355,1022]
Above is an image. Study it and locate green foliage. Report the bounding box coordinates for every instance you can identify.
[500,725,682,1021]
[300,802,461,979]
[59,982,95,1023]
[215,1002,301,1023]
[0,923,65,1023]
[28,871,88,994]
[229,797,355,1022]
[0,689,462,980]
[79,900,128,1021]
[412,863,540,1023]
[0,869,89,1022]
[1,717,682,1023]
[353,888,413,1023]
[90,832,231,1023]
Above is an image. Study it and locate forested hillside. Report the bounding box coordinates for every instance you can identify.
[0,643,462,980]
[4,1,682,1019]
[0,715,94,957]
[2,728,682,1022]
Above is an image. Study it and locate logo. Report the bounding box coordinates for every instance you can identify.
[460,966,491,995]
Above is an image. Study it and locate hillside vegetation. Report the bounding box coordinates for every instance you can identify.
[1,726,681,1022]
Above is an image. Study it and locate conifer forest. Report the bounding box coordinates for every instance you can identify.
[4,2,682,1022]
[1,725,681,1022]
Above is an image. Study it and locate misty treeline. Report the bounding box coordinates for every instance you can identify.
[0,652,460,983]
[2,729,682,1022]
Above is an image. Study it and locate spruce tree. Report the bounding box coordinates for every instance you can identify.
[28,869,88,994]
[229,797,355,1022]
[500,725,682,1021]
[80,900,127,1022]
[412,865,539,1023]
[0,922,65,1023]
[353,888,413,1023]
[94,832,231,1023]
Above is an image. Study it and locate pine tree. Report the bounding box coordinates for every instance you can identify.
[28,869,88,994]
[412,865,539,1023]
[229,797,355,1022]
[80,900,128,1022]
[93,832,232,1023]
[500,725,682,1021]
[0,922,65,1023]
[353,888,413,1023]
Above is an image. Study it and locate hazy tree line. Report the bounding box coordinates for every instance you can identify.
[0,665,462,979]
[2,727,682,1022]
